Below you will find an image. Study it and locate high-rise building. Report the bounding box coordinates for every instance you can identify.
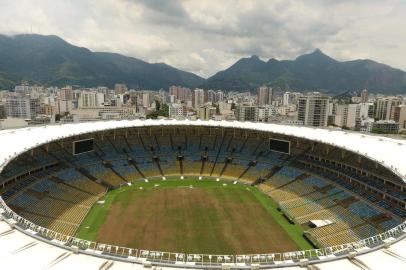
[215,90,224,103]
[334,104,358,128]
[361,89,369,103]
[334,103,373,129]
[375,97,401,120]
[283,92,291,106]
[5,95,39,119]
[257,86,273,106]
[114,84,128,94]
[297,94,329,127]
[207,90,216,103]
[59,86,74,101]
[393,105,406,130]
[78,91,105,108]
[169,86,192,102]
[193,88,205,108]
[56,100,74,114]
[14,84,31,95]
[142,92,155,108]
[235,104,258,122]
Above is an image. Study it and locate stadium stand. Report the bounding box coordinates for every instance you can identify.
[0,123,405,264]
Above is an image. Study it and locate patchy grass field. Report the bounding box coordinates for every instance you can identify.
[76,177,311,254]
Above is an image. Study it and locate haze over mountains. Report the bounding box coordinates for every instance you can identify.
[0,34,405,94]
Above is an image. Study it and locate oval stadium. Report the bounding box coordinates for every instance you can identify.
[0,119,405,270]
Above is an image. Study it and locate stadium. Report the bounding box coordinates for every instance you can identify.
[0,119,405,269]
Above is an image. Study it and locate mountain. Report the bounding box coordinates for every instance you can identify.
[0,34,205,90]
[203,49,406,93]
[0,35,405,94]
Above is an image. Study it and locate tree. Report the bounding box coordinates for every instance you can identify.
[155,100,161,111]
[146,103,169,119]
[371,128,384,134]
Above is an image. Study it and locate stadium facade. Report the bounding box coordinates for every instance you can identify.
[0,119,405,269]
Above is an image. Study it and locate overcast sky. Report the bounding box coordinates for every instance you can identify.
[0,0,405,78]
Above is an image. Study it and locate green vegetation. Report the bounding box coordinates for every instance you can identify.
[371,127,385,134]
[76,177,312,254]
[146,101,169,119]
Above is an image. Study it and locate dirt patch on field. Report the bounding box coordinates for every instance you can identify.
[96,187,298,254]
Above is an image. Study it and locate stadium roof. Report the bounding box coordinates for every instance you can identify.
[0,218,405,270]
[0,119,405,183]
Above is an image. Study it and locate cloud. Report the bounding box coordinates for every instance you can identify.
[0,0,405,78]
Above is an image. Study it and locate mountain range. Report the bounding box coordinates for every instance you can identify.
[202,49,406,94]
[0,34,405,94]
[0,34,205,90]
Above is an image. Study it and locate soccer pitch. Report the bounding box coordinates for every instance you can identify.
[76,177,312,254]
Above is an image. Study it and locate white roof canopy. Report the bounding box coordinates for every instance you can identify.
[0,119,405,183]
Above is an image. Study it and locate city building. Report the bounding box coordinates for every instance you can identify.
[361,89,369,103]
[56,100,74,115]
[59,86,74,101]
[114,84,128,94]
[207,90,215,103]
[5,95,39,119]
[358,103,374,119]
[257,106,278,122]
[71,107,137,121]
[375,97,402,120]
[283,92,301,106]
[235,104,257,122]
[169,86,191,102]
[78,91,105,108]
[370,120,400,134]
[257,85,273,106]
[393,105,406,130]
[193,88,205,108]
[297,94,329,127]
[168,103,187,119]
[215,90,224,103]
[334,103,374,129]
[198,105,217,120]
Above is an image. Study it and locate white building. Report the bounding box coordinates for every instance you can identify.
[297,94,329,127]
[257,106,278,122]
[169,103,187,119]
[5,95,39,119]
[375,97,402,120]
[393,105,406,130]
[257,85,273,106]
[334,103,374,129]
[193,88,205,108]
[78,91,105,108]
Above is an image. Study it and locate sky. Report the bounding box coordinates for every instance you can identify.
[0,0,405,78]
